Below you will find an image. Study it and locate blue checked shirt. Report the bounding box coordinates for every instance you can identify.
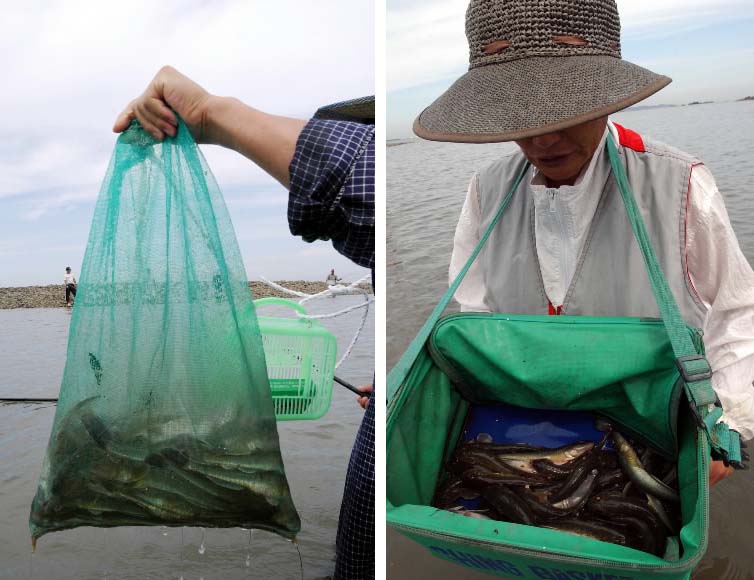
[289,118,375,579]
[288,120,375,271]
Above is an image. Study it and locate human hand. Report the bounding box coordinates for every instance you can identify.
[356,385,373,410]
[709,459,735,487]
[113,66,213,143]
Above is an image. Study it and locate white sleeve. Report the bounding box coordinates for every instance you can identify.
[449,174,491,312]
[686,165,754,441]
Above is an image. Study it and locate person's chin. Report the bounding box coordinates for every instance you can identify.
[542,168,578,184]
[536,157,583,184]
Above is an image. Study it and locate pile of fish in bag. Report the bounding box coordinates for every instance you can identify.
[30,396,300,545]
[433,420,680,556]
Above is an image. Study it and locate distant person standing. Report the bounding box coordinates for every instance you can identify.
[326,268,341,285]
[64,267,77,307]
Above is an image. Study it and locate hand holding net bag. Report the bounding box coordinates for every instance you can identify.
[30,119,300,546]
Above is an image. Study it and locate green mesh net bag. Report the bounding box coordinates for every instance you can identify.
[29,119,300,546]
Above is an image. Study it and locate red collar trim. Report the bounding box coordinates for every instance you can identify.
[612,123,645,152]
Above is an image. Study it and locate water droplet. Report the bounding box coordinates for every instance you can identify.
[476,432,493,443]
[244,528,253,567]
[198,527,206,555]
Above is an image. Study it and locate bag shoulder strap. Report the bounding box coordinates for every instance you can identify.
[606,136,741,466]
[387,163,530,401]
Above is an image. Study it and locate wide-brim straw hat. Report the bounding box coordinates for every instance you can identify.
[314,96,374,124]
[414,0,671,143]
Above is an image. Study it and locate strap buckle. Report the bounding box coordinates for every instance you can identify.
[676,355,712,382]
[711,429,750,470]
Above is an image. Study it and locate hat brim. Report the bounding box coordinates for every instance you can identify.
[314,96,374,124]
[413,56,670,143]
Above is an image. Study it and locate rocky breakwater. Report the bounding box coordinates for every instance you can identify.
[0,281,373,310]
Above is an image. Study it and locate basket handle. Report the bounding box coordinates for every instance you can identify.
[253,297,308,315]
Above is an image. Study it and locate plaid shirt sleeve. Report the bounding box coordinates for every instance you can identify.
[288,119,375,270]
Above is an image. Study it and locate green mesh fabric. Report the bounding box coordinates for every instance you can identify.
[30,119,300,543]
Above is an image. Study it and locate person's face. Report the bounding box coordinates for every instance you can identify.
[515,116,608,188]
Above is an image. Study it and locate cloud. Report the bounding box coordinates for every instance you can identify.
[235,217,291,242]
[21,190,101,222]
[0,0,374,126]
[245,244,370,281]
[387,0,754,93]
[0,135,110,201]
[617,0,752,36]
[388,0,467,92]
[0,0,374,285]
[0,235,84,258]
[223,195,287,210]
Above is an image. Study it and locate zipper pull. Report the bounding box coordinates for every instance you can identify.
[549,190,557,212]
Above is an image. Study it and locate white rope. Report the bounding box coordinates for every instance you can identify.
[257,275,373,369]
[332,285,370,369]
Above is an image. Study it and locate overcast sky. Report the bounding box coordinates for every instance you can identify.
[388,0,754,138]
[0,0,374,287]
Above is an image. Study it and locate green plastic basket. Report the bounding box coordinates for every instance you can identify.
[254,298,337,420]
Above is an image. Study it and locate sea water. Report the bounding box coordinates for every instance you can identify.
[0,295,373,579]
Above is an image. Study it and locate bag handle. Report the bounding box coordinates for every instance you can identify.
[606,136,741,466]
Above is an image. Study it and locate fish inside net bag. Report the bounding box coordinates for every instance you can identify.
[29,119,300,547]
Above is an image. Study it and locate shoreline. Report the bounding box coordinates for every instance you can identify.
[0,281,373,310]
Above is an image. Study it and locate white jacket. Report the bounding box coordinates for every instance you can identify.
[450,121,754,439]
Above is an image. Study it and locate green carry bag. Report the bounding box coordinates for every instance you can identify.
[386,135,743,579]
